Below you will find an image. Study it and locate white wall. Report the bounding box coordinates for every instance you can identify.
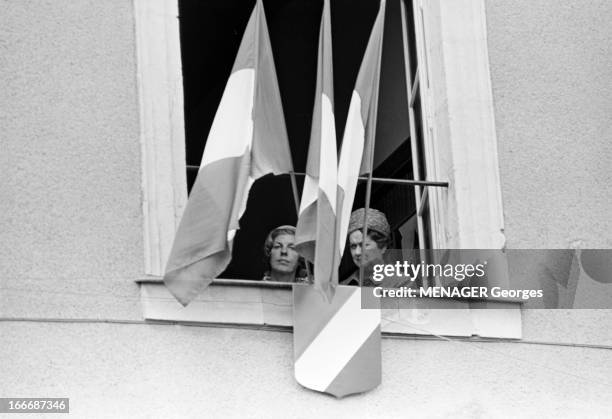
[486,0,612,248]
[2,322,611,418]
[0,0,144,320]
[486,0,612,387]
[2,1,611,417]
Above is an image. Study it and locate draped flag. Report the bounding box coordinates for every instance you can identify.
[295,0,338,302]
[293,285,382,398]
[336,0,386,257]
[164,0,293,306]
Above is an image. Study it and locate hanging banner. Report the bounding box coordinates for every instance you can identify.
[293,285,382,398]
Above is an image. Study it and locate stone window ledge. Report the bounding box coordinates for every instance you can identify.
[137,278,522,339]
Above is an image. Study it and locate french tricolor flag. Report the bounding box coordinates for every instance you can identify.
[296,0,386,302]
[295,0,339,302]
[337,0,386,258]
[164,0,293,306]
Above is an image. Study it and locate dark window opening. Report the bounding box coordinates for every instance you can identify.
[178,0,425,280]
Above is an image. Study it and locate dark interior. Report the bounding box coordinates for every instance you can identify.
[178,0,416,279]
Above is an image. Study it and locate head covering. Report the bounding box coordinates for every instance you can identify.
[348,208,390,238]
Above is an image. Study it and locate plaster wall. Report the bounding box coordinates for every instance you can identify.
[0,0,143,319]
[2,322,611,418]
[486,0,612,248]
[485,0,612,350]
[2,1,611,415]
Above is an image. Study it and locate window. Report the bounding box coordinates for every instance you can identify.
[178,0,447,282]
[135,0,520,339]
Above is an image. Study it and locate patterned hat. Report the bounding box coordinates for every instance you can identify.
[348,208,390,237]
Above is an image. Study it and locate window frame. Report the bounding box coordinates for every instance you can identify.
[134,0,188,277]
[134,0,520,339]
[408,0,506,250]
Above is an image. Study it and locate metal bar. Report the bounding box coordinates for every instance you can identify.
[360,183,374,287]
[289,171,312,279]
[289,171,301,216]
[409,71,420,107]
[401,0,426,251]
[408,107,427,244]
[417,187,429,217]
[364,177,448,188]
[185,166,447,188]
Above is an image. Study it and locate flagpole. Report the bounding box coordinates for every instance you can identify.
[186,166,448,187]
[289,170,313,281]
[359,0,386,288]
[289,171,301,214]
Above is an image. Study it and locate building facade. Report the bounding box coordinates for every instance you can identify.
[2,0,611,417]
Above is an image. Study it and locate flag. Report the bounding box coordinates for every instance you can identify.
[336,0,386,257]
[295,0,338,302]
[164,0,293,306]
[293,285,382,398]
[293,2,384,398]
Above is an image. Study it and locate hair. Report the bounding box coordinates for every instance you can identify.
[349,228,390,250]
[367,229,390,249]
[263,226,297,259]
[263,226,309,278]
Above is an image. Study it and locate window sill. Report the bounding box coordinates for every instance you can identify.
[137,278,522,339]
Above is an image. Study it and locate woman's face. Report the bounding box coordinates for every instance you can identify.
[270,233,299,274]
[348,230,386,268]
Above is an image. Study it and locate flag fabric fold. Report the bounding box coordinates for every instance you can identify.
[164,0,293,306]
[336,0,386,258]
[293,4,386,395]
[295,0,339,302]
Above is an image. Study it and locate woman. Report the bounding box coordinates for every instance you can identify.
[262,225,310,283]
[342,208,391,286]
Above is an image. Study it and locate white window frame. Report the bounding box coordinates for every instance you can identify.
[408,0,506,250]
[134,0,520,340]
[134,0,188,277]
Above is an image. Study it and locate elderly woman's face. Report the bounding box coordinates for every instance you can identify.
[270,233,299,274]
[348,230,386,268]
